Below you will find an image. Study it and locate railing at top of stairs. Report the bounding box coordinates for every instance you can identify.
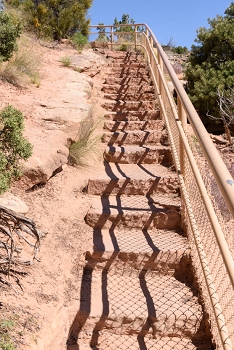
[90,24,234,349]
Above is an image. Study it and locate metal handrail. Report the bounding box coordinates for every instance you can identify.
[89,23,234,349]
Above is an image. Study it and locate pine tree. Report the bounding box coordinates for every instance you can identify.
[186,3,234,125]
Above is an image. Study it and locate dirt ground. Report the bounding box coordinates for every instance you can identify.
[0,37,104,349]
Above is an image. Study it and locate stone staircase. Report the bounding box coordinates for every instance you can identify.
[67,52,212,349]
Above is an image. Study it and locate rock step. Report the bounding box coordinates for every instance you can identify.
[106,51,144,61]
[104,67,149,74]
[87,163,180,196]
[85,195,181,230]
[72,272,202,338]
[73,333,206,350]
[107,62,147,69]
[84,228,188,274]
[104,76,151,85]
[103,92,156,101]
[101,130,169,146]
[104,120,164,131]
[104,71,150,79]
[104,145,172,165]
[102,84,155,94]
[104,110,161,121]
[102,100,158,112]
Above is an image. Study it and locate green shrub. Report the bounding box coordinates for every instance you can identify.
[0,105,32,194]
[0,11,22,62]
[173,46,188,54]
[71,33,88,51]
[120,43,127,51]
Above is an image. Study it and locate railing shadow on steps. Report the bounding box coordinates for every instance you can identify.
[87,24,234,350]
[66,229,209,350]
[66,160,212,349]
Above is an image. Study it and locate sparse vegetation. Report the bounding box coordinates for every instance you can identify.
[0,318,16,350]
[69,116,101,166]
[0,35,41,87]
[60,56,71,67]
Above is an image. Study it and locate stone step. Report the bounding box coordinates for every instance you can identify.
[87,163,180,196]
[107,62,147,69]
[105,76,151,85]
[102,100,158,112]
[102,84,155,94]
[104,120,164,132]
[103,92,156,101]
[69,272,202,339]
[104,70,150,79]
[104,67,149,75]
[104,145,172,165]
[72,333,207,350]
[85,195,181,230]
[84,228,189,274]
[101,130,169,146]
[104,110,161,121]
[106,51,144,61]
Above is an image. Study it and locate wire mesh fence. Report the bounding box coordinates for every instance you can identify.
[143,33,234,349]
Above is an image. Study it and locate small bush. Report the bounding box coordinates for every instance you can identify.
[0,105,32,194]
[120,43,127,52]
[0,11,22,62]
[71,33,88,51]
[60,56,71,67]
[173,46,188,54]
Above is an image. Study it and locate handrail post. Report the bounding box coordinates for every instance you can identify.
[134,26,137,51]
[178,97,187,175]
[111,26,113,51]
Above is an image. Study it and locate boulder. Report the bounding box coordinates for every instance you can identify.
[0,192,29,214]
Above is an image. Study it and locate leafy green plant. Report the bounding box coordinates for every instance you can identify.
[60,56,71,67]
[0,11,22,62]
[0,105,32,194]
[71,33,88,51]
[69,116,101,166]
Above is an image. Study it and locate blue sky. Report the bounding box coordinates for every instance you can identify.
[89,0,232,49]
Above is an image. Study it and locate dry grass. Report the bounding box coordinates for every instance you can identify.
[0,35,41,87]
[69,115,102,166]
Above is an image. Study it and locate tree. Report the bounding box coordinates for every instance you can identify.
[0,105,32,194]
[185,3,234,126]
[21,0,92,40]
[96,23,109,42]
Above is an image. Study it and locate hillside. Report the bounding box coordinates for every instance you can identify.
[0,37,107,349]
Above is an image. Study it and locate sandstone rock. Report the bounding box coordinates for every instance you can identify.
[0,192,29,214]
[70,49,106,77]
